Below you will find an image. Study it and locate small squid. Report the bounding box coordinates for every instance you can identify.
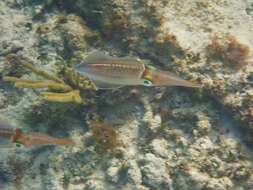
[0,122,74,148]
[74,51,200,89]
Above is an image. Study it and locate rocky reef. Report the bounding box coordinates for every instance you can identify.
[0,0,253,189]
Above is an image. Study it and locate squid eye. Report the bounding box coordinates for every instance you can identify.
[15,143,24,148]
[143,79,153,86]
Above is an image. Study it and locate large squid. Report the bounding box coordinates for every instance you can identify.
[74,51,200,89]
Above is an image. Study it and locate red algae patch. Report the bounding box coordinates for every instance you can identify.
[207,33,251,69]
[90,122,119,150]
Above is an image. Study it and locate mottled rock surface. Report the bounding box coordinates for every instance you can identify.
[0,0,253,190]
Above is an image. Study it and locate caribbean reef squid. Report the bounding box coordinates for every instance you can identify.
[74,51,200,89]
[0,121,74,148]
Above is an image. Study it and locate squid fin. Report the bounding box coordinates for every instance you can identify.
[85,51,110,63]
[85,51,143,65]
[91,79,124,89]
